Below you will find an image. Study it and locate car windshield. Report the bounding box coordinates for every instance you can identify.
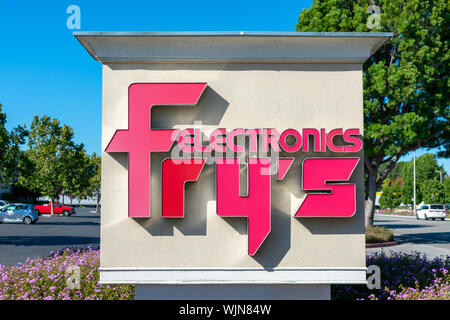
[430,205,444,209]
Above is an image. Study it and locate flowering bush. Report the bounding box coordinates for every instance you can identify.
[332,252,450,300]
[1,248,448,300]
[0,247,134,300]
[390,270,449,300]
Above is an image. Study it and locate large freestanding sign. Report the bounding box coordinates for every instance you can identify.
[76,31,391,299]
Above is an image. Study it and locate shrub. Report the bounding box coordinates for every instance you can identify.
[2,248,448,300]
[379,178,403,209]
[366,226,394,244]
[332,252,450,300]
[0,247,134,300]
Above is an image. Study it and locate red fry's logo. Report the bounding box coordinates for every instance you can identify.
[106,83,361,255]
[106,83,207,219]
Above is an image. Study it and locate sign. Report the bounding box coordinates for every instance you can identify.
[75,32,391,298]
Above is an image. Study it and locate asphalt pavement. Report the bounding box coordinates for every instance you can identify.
[366,214,450,259]
[0,208,100,266]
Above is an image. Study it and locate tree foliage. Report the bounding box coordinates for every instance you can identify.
[16,115,99,213]
[17,116,73,200]
[421,179,445,204]
[444,177,450,204]
[62,144,97,205]
[296,0,449,224]
[400,153,446,203]
[379,177,403,209]
[379,153,448,206]
[87,153,101,212]
[0,104,27,185]
[1,106,100,209]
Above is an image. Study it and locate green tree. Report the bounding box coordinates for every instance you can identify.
[400,175,414,206]
[444,177,450,204]
[17,116,78,215]
[421,179,445,204]
[61,145,95,206]
[379,177,403,209]
[378,178,391,209]
[87,153,101,213]
[296,0,449,225]
[400,153,446,204]
[0,104,27,186]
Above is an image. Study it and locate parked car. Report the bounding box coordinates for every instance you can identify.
[0,200,9,208]
[0,203,39,224]
[416,204,446,221]
[34,201,76,216]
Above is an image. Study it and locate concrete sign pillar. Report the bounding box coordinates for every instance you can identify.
[76,31,391,300]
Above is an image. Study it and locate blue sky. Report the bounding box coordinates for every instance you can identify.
[0,1,448,174]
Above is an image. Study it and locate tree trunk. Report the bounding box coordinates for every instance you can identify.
[365,171,378,226]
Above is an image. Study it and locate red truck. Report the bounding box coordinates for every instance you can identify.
[34,201,76,216]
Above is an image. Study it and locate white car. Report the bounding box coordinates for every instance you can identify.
[417,204,446,221]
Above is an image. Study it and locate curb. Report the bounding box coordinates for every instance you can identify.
[375,213,416,219]
[365,241,398,248]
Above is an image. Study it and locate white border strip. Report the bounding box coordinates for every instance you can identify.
[100,268,367,285]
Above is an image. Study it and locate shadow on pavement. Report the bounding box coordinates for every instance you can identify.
[379,224,430,230]
[0,236,100,246]
[394,232,450,245]
[33,221,99,226]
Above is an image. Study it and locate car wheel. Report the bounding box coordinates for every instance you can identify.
[23,217,32,225]
[63,210,70,217]
[441,218,445,221]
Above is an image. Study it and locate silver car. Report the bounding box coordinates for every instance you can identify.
[0,200,9,208]
[0,203,39,224]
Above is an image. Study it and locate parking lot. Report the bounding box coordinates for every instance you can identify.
[0,208,100,266]
[367,214,450,259]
